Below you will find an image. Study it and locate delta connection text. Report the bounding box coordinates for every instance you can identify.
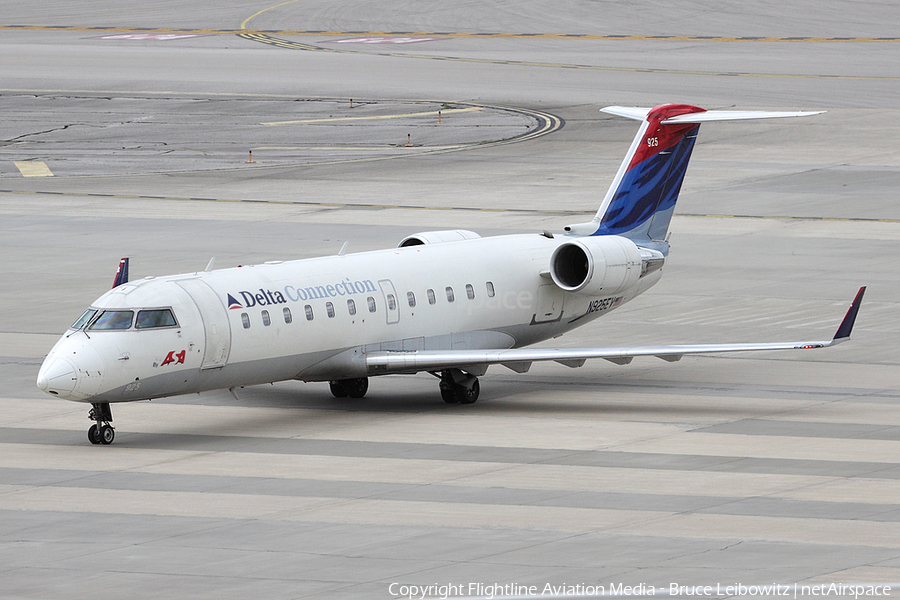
[235,279,379,308]
[230,281,537,311]
[387,582,893,600]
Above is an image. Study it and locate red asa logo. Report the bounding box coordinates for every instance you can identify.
[161,350,186,366]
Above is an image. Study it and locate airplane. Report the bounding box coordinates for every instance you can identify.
[36,103,865,445]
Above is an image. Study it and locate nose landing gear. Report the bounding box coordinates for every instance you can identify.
[88,402,114,445]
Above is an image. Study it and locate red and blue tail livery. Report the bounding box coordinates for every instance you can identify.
[564,104,824,247]
[111,257,129,289]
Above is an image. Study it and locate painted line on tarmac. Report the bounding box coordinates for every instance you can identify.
[236,32,900,81]
[0,92,563,171]
[5,24,900,43]
[4,23,896,79]
[13,161,53,177]
[262,107,482,126]
[250,146,460,151]
[2,188,899,224]
[0,189,594,216]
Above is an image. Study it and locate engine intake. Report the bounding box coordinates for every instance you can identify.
[398,230,481,248]
[550,236,643,296]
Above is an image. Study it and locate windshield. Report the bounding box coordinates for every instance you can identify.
[71,309,97,330]
[89,310,134,330]
[135,309,177,329]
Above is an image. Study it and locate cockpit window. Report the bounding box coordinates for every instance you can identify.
[136,309,178,329]
[71,309,97,330]
[89,310,134,330]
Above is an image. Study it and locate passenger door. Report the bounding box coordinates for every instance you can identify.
[175,278,231,369]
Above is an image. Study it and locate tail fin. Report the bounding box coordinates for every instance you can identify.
[112,257,129,288]
[564,104,824,249]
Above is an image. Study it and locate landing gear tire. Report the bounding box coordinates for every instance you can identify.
[87,402,114,446]
[330,377,368,399]
[455,378,480,404]
[439,370,480,405]
[440,383,458,404]
[347,377,368,398]
[99,424,115,445]
[329,380,349,398]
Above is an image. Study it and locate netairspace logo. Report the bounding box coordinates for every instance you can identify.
[387,582,894,600]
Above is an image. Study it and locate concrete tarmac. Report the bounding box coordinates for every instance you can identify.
[1,2,900,599]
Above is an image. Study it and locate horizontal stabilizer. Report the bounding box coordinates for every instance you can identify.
[599,106,652,121]
[662,109,825,123]
[600,106,825,123]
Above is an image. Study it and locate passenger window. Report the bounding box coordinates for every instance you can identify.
[486,281,495,297]
[367,296,376,313]
[427,289,436,305]
[136,309,177,329]
[326,302,335,318]
[347,299,357,316]
[283,307,292,324]
[305,305,314,321]
[241,313,250,329]
[262,310,271,326]
[407,291,416,307]
[446,286,455,302]
[387,294,396,311]
[466,284,475,300]
[90,310,134,330]
[72,309,97,330]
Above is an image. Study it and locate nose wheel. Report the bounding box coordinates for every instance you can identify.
[88,403,115,445]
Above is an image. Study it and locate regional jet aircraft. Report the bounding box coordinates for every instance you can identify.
[37,104,865,445]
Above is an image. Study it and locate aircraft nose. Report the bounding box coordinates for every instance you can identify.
[37,357,78,396]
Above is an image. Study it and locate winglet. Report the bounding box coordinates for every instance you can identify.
[112,257,129,289]
[833,286,866,342]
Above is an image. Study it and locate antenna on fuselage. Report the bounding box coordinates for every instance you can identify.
[112,258,129,288]
[338,241,349,256]
[205,257,216,272]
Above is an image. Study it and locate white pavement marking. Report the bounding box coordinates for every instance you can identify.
[323,37,436,44]
[13,161,53,177]
[262,107,482,126]
[92,33,207,41]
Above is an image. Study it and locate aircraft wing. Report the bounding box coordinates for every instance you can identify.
[366,287,865,375]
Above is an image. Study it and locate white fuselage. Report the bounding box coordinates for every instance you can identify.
[37,232,663,404]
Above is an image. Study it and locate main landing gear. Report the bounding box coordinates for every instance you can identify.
[329,377,369,398]
[87,402,115,445]
[438,369,480,404]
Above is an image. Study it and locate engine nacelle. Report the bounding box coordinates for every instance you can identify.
[550,236,642,296]
[398,229,481,248]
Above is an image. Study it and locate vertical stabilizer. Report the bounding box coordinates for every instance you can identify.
[564,104,824,248]
[112,258,129,288]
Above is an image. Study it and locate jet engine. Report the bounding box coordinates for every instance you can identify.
[549,236,643,296]
[398,230,481,247]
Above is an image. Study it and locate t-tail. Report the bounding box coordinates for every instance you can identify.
[564,104,824,253]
